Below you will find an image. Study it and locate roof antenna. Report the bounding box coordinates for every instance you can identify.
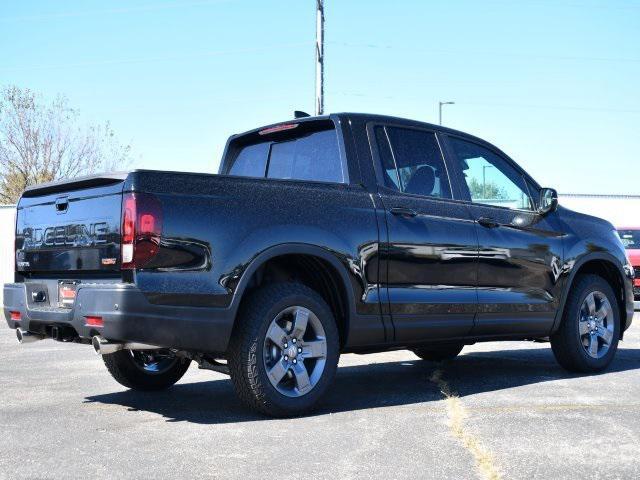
[294,110,311,119]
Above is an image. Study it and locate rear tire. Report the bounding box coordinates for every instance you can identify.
[102,349,191,391]
[551,274,620,373]
[228,282,340,417]
[412,344,464,362]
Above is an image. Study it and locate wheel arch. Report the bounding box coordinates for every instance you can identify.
[228,244,356,348]
[553,252,629,338]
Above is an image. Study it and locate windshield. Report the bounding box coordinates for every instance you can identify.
[618,229,640,249]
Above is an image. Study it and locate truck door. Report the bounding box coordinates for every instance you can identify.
[369,124,478,342]
[442,135,565,336]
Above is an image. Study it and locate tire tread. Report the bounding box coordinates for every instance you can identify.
[227,282,339,417]
[551,274,620,373]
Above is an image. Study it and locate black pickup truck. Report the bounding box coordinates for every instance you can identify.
[4,113,635,416]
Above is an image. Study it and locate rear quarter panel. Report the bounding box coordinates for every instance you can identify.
[124,171,382,341]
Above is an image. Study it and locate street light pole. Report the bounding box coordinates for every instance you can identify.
[439,101,455,125]
[315,0,325,116]
[482,164,494,199]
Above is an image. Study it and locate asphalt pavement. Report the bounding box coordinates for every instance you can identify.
[1,314,639,480]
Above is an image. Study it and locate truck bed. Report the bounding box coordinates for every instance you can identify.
[7,168,382,353]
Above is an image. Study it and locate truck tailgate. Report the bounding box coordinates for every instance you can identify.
[16,176,126,273]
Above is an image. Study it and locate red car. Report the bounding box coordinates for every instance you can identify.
[618,227,640,300]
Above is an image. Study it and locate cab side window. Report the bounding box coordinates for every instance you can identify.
[375,126,452,199]
[449,137,534,211]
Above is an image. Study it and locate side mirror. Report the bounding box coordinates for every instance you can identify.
[538,188,558,215]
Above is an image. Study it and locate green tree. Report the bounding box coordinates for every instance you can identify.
[0,85,131,204]
[468,176,507,200]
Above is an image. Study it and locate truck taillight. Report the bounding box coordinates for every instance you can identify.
[85,316,104,327]
[121,192,162,270]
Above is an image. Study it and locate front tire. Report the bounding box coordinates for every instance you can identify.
[228,283,340,417]
[551,274,620,373]
[102,349,191,390]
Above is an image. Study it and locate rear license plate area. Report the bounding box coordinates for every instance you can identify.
[58,281,79,308]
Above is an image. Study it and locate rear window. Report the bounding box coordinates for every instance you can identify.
[228,143,269,178]
[228,127,347,184]
[618,229,640,249]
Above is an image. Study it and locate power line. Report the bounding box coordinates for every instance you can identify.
[0,0,233,22]
[461,100,640,114]
[327,41,640,64]
[0,43,311,72]
[328,92,640,115]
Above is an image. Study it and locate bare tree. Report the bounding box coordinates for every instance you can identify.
[0,85,131,204]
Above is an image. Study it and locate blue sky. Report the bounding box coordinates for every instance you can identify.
[2,0,639,194]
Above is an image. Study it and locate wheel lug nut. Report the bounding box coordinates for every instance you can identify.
[284,355,289,361]
[292,359,297,364]
[298,348,302,353]
[284,342,288,348]
[292,338,297,344]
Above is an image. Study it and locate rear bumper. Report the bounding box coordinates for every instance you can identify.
[3,283,233,354]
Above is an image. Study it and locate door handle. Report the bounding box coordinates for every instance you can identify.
[390,207,418,218]
[477,216,499,228]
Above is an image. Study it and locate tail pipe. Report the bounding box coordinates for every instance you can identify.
[16,329,44,344]
[91,336,162,355]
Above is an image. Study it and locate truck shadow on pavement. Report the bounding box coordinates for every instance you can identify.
[83,346,640,424]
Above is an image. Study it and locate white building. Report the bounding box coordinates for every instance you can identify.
[559,194,640,228]
[0,205,15,304]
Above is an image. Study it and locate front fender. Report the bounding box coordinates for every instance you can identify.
[552,249,634,334]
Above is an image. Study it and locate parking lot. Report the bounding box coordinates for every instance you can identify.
[1,314,639,480]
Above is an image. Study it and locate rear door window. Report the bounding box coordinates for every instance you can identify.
[228,127,347,184]
[374,126,452,199]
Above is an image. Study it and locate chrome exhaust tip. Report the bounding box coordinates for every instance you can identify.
[16,329,44,344]
[92,336,119,355]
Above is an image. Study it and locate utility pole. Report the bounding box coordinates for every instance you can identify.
[439,101,454,125]
[315,0,325,116]
[482,164,493,199]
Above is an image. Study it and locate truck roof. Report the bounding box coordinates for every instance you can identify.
[229,112,493,148]
[22,112,510,199]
